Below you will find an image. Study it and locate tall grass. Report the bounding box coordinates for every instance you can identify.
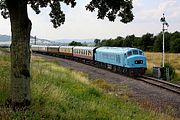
[30,56,151,119]
[0,49,176,119]
[145,52,180,81]
[0,51,10,104]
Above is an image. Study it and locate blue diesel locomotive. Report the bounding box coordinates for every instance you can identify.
[95,47,147,76]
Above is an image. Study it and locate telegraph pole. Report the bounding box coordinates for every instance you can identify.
[160,13,169,67]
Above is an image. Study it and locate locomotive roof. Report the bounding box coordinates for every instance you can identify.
[96,47,142,53]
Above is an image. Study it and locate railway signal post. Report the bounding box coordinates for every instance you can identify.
[156,13,170,80]
[160,13,169,67]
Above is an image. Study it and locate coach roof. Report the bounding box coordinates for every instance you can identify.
[73,46,97,50]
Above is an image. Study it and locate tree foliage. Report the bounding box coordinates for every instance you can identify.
[170,38,180,53]
[123,35,135,47]
[94,39,101,46]
[86,0,133,23]
[141,33,154,51]
[69,41,83,46]
[153,34,162,52]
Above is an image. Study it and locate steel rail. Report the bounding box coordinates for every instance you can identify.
[136,76,180,95]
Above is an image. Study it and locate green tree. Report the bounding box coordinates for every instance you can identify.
[153,33,162,52]
[98,36,124,47]
[99,39,107,46]
[0,0,134,107]
[153,32,171,52]
[141,33,154,51]
[170,31,180,40]
[123,35,135,47]
[94,39,101,46]
[106,39,114,46]
[170,38,180,53]
[69,41,83,46]
[133,37,141,48]
[164,32,171,52]
[170,31,180,52]
[115,36,124,47]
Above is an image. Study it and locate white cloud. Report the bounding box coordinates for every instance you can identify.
[135,0,179,21]
[0,17,11,35]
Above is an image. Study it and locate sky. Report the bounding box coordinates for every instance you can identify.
[0,0,180,40]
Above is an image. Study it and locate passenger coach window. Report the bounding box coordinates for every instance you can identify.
[133,50,138,55]
[127,51,132,56]
[88,51,92,56]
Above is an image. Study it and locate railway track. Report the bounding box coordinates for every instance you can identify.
[136,76,180,95]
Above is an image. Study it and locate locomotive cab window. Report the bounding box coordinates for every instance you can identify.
[127,51,132,57]
[133,50,138,55]
[139,50,143,55]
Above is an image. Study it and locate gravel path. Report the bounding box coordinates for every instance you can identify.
[35,54,180,118]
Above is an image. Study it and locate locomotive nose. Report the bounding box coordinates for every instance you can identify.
[126,55,146,68]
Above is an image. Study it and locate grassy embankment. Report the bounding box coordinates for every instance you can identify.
[145,52,180,82]
[0,48,176,119]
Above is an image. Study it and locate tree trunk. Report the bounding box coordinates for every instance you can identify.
[6,0,31,107]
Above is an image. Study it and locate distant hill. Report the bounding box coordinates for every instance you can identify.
[0,34,11,42]
[0,34,95,47]
[0,34,11,47]
[30,36,62,46]
[0,34,62,47]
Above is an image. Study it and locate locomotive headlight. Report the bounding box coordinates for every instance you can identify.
[135,60,143,64]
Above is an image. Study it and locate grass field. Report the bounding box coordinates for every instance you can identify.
[0,49,176,119]
[145,52,180,82]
